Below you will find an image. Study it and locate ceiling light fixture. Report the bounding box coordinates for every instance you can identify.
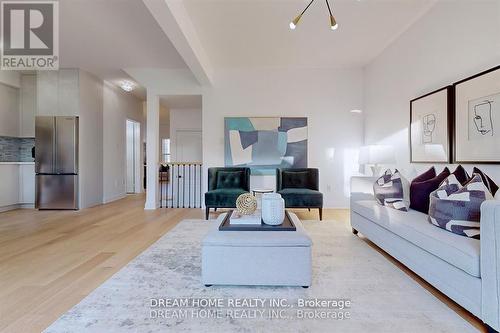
[325,0,338,30]
[120,80,135,92]
[289,0,338,31]
[350,109,363,114]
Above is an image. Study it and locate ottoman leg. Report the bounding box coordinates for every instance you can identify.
[205,284,212,287]
[302,286,309,289]
[352,228,358,235]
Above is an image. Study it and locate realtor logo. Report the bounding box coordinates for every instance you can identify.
[1,1,59,70]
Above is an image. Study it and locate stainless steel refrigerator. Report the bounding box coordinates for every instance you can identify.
[35,116,79,210]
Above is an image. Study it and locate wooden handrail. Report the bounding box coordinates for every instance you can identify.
[161,162,203,166]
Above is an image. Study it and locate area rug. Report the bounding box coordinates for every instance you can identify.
[44,217,477,333]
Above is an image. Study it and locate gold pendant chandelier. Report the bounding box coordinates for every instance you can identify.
[289,0,338,30]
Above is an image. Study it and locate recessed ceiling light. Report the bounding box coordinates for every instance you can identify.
[350,109,363,113]
[120,80,135,92]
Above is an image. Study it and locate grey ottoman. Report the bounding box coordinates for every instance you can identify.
[202,212,312,287]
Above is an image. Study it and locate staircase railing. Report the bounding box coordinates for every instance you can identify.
[159,162,203,208]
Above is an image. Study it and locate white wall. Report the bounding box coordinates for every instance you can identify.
[0,83,20,137]
[103,81,144,203]
[170,108,202,162]
[364,1,500,181]
[78,70,104,209]
[202,68,364,208]
[159,104,170,161]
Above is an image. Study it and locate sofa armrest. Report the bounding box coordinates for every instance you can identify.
[350,176,377,204]
[481,200,500,331]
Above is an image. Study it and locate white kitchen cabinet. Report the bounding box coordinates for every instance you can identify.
[19,164,35,205]
[37,71,58,116]
[37,69,79,116]
[0,83,20,137]
[0,164,20,210]
[19,74,36,137]
[58,69,79,116]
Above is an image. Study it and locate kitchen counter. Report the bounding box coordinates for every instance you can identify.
[0,162,35,165]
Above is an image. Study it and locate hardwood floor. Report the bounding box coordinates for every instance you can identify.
[0,197,485,332]
[0,194,201,333]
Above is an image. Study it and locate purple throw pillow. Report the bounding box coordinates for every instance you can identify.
[410,167,450,214]
[452,165,470,186]
[412,167,436,183]
[473,167,499,196]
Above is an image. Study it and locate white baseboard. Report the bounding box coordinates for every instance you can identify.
[103,193,126,204]
[0,203,35,213]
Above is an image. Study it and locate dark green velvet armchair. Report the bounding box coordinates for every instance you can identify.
[276,168,323,220]
[205,167,250,219]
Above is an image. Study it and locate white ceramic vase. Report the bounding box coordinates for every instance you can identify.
[261,193,285,226]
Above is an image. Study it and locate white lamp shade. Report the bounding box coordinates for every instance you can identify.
[358,145,396,165]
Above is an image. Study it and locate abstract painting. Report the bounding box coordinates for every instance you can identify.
[455,65,500,163]
[224,117,308,175]
[410,86,452,163]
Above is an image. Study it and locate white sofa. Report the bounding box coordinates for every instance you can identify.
[350,176,500,332]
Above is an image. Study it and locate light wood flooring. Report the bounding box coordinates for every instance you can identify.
[0,195,485,332]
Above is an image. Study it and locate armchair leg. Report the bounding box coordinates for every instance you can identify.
[319,208,323,221]
[352,228,358,235]
[205,207,210,220]
[308,208,311,212]
[214,208,217,212]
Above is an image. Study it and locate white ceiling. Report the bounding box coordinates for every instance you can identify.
[58,0,187,98]
[160,95,202,109]
[183,0,435,69]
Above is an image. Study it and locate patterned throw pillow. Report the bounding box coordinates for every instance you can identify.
[429,174,493,239]
[434,174,463,198]
[473,167,499,196]
[373,169,410,211]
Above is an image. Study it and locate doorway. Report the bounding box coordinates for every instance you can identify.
[126,119,141,194]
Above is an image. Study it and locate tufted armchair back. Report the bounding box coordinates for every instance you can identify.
[276,168,319,191]
[207,167,251,191]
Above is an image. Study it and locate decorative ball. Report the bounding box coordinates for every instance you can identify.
[236,193,257,215]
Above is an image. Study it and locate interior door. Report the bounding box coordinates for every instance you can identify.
[176,130,202,162]
[126,120,135,193]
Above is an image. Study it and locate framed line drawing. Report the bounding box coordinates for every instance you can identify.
[410,86,453,163]
[454,65,500,164]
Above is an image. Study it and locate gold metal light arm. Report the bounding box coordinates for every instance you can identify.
[289,0,315,29]
[326,0,338,30]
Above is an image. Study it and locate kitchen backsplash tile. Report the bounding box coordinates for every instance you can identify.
[0,136,35,162]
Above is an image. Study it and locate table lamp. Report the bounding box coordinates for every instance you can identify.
[358,145,396,176]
